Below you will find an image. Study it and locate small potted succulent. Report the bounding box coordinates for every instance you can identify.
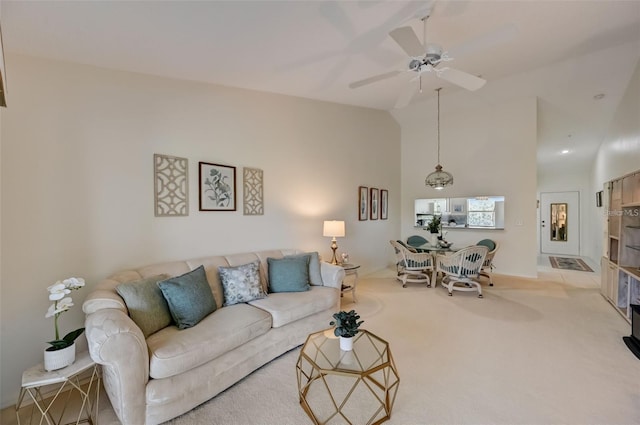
[330,310,364,351]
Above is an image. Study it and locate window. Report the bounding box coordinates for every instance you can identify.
[467,198,496,227]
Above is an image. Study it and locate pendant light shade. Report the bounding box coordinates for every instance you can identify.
[425,88,453,190]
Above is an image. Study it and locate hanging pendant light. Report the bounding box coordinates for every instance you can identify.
[425,88,453,190]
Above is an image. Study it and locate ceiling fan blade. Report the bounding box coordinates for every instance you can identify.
[319,1,356,39]
[437,67,486,91]
[349,70,402,89]
[447,23,518,59]
[394,82,418,109]
[389,26,424,57]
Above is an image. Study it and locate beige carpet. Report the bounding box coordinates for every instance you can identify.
[91,268,639,425]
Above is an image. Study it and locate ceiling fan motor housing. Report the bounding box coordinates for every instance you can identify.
[410,43,443,72]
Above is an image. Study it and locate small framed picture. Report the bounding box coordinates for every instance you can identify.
[199,162,236,211]
[380,189,388,220]
[453,204,463,213]
[358,186,368,221]
[596,191,603,208]
[370,188,379,220]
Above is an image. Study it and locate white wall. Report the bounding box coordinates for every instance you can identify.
[0,54,401,407]
[393,94,538,278]
[589,59,640,263]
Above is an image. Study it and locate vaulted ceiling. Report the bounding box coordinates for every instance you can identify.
[3,0,640,173]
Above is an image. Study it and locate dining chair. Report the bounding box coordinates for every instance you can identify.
[476,239,499,286]
[435,245,488,297]
[389,240,434,288]
[406,235,428,248]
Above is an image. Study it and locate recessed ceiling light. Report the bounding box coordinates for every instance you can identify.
[561,149,570,154]
[594,93,605,100]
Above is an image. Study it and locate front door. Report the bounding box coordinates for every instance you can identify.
[540,191,580,256]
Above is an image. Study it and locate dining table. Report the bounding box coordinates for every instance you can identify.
[413,244,460,285]
[414,244,459,254]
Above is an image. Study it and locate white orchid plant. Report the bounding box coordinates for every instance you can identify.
[45,277,85,351]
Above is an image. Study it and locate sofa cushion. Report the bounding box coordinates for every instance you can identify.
[146,303,272,379]
[267,256,310,293]
[248,286,338,328]
[157,266,217,329]
[218,260,266,306]
[285,251,323,286]
[115,274,172,337]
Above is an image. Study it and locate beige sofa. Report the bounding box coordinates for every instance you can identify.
[82,249,344,425]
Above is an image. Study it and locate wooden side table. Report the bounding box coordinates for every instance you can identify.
[15,351,101,425]
[340,263,360,303]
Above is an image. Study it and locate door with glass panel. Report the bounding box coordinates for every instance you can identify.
[540,191,580,255]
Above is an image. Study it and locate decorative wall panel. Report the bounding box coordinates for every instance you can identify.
[154,154,189,216]
[243,167,264,215]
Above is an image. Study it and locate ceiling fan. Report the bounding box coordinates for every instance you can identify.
[349,14,507,108]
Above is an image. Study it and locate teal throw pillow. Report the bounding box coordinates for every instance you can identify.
[285,251,323,286]
[157,266,217,330]
[116,274,172,338]
[268,256,310,293]
[218,261,265,306]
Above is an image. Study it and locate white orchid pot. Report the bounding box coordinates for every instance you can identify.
[339,336,353,351]
[44,342,76,371]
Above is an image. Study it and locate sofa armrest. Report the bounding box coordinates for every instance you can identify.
[82,289,127,315]
[85,308,149,425]
[320,262,346,289]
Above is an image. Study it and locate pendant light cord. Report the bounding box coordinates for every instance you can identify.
[436,87,441,164]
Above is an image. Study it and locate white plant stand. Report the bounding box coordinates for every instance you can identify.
[15,351,101,425]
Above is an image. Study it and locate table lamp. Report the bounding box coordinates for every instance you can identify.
[323,220,345,265]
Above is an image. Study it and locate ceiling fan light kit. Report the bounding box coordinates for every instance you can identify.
[425,88,453,190]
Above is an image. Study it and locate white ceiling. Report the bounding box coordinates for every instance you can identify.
[3,0,640,173]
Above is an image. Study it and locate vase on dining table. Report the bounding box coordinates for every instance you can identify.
[430,232,439,247]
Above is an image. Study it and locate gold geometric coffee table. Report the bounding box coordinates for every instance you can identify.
[296,329,400,425]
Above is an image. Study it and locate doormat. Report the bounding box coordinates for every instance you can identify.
[549,256,593,272]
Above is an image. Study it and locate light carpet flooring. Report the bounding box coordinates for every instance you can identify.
[7,262,640,424]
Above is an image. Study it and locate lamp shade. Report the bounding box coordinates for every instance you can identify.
[323,220,345,238]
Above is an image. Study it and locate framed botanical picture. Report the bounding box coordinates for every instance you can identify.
[370,188,379,220]
[380,189,388,220]
[199,162,236,211]
[358,186,368,221]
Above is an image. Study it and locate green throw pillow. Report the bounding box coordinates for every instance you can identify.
[285,251,323,286]
[115,274,172,338]
[157,266,217,330]
[267,256,310,293]
[218,260,265,306]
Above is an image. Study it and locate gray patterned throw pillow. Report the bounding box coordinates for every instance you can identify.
[218,260,266,306]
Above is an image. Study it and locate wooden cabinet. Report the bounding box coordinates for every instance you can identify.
[601,257,618,302]
[609,179,621,238]
[623,172,640,205]
[622,174,634,205]
[602,169,640,323]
